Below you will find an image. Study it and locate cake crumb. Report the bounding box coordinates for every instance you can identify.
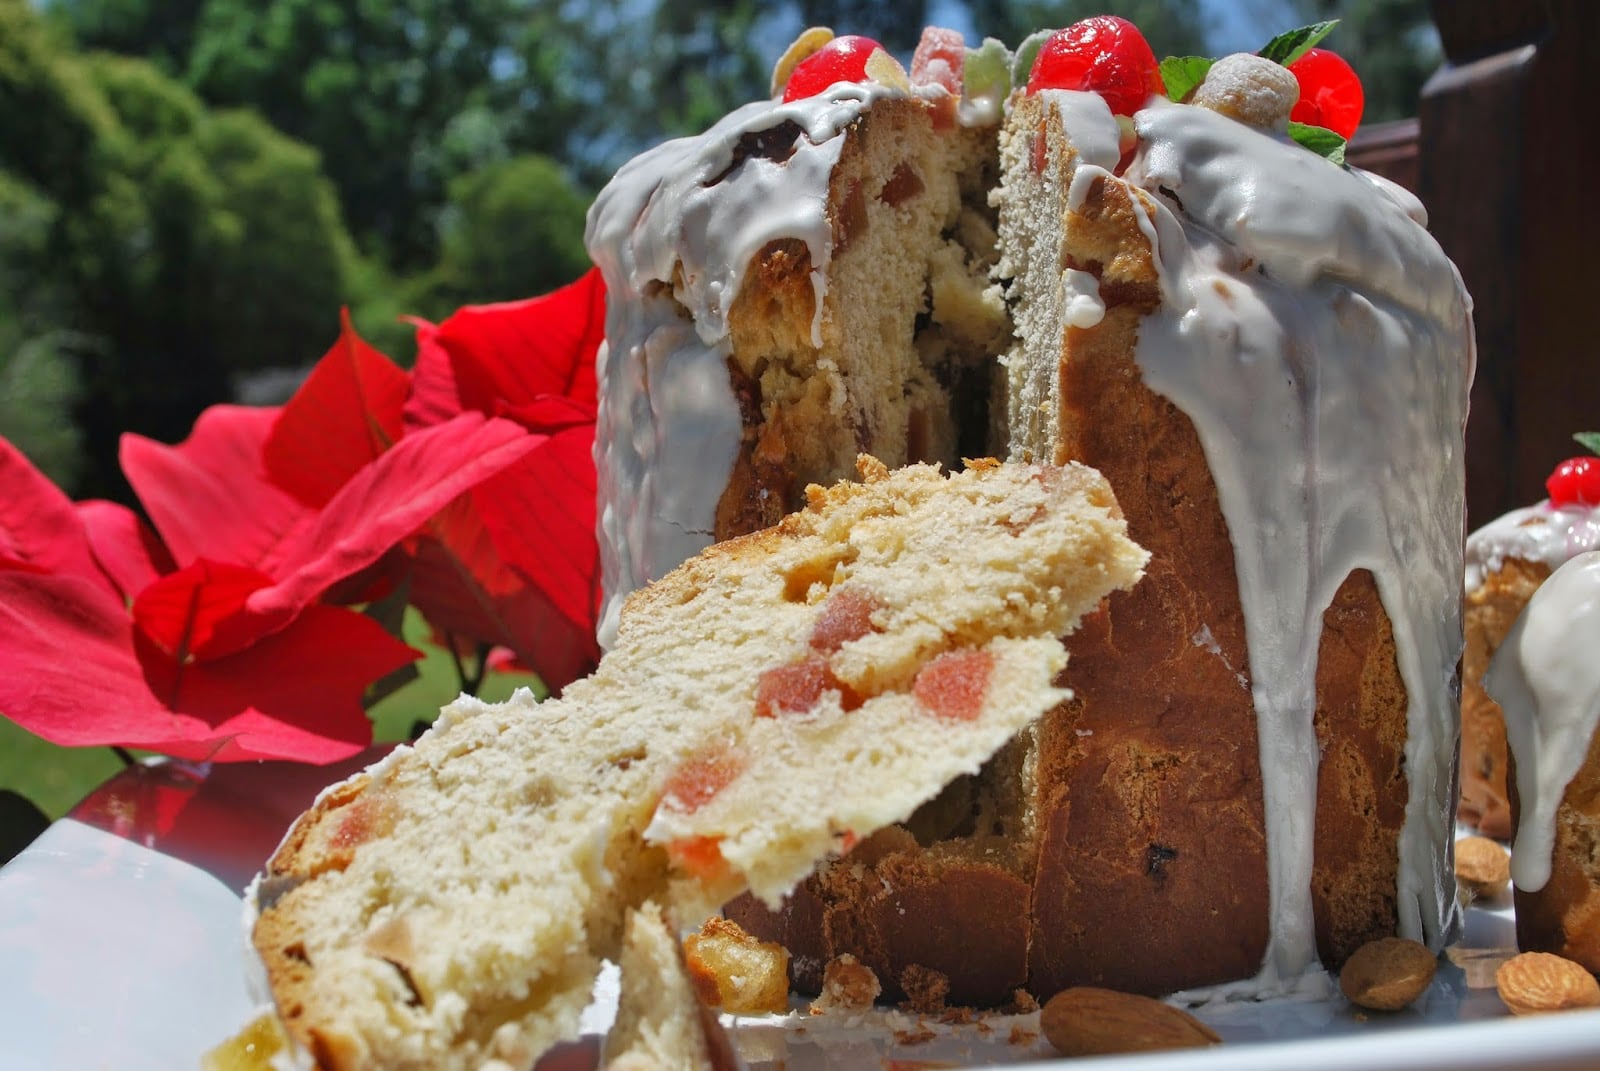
[899,964,950,1014]
[1007,1024,1038,1046]
[893,1023,938,1046]
[808,954,882,1014]
[1006,988,1039,1014]
[682,915,790,1015]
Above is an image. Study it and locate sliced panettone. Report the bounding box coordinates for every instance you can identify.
[251,456,1146,1070]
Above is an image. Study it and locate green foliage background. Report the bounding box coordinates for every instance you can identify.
[0,0,1439,819]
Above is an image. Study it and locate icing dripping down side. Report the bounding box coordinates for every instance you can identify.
[586,84,910,646]
[1104,98,1471,990]
[1486,551,1600,892]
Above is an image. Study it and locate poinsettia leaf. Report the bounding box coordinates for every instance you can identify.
[131,560,276,666]
[436,267,606,416]
[408,534,597,690]
[76,500,175,602]
[0,564,412,765]
[246,413,542,628]
[497,395,599,435]
[0,572,185,747]
[131,603,416,764]
[264,309,412,508]
[473,424,602,684]
[401,316,464,432]
[0,438,104,586]
[122,406,311,570]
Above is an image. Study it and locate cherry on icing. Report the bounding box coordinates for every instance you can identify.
[1025,16,1163,117]
[783,34,887,102]
[1546,456,1600,508]
[1286,47,1364,139]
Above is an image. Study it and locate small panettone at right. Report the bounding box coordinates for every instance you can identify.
[1483,550,1600,973]
[1461,451,1600,838]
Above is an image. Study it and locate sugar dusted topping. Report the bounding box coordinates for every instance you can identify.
[1486,551,1600,892]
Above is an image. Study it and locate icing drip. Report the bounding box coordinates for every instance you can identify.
[1106,99,1471,988]
[1465,499,1600,593]
[586,83,906,646]
[1486,551,1600,892]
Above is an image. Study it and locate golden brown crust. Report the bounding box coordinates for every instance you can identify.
[1027,171,1270,996]
[1461,557,1551,838]
[1512,725,1600,972]
[1312,568,1408,967]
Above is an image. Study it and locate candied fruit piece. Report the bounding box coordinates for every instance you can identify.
[912,649,995,721]
[809,587,884,652]
[756,654,862,716]
[661,747,746,813]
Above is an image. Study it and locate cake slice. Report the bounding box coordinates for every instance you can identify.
[250,456,1145,1071]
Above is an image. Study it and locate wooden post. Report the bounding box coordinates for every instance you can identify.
[1421,0,1600,525]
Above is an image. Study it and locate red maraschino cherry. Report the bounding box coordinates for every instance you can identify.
[783,35,887,102]
[1547,456,1600,508]
[1026,16,1163,117]
[1287,47,1364,139]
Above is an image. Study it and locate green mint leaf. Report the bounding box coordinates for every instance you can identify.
[1259,20,1339,66]
[1575,431,1600,456]
[1160,56,1213,102]
[1012,28,1054,88]
[1287,121,1347,164]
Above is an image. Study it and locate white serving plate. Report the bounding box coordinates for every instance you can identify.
[2,760,1597,1071]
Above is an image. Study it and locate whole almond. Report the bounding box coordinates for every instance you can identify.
[1495,952,1600,1015]
[1455,835,1511,900]
[1339,937,1438,1011]
[1040,986,1220,1057]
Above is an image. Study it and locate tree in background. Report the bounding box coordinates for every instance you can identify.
[0,0,357,499]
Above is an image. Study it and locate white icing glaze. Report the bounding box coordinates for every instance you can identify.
[1485,551,1600,892]
[586,82,923,647]
[1465,498,1600,593]
[1084,97,1472,989]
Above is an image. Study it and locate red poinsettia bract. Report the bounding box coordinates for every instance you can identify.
[0,267,609,764]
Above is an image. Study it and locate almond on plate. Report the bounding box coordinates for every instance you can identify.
[1495,952,1600,1016]
[1040,986,1220,1057]
[1339,937,1438,1011]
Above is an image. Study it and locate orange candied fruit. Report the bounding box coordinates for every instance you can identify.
[669,834,730,882]
[912,648,995,721]
[661,746,746,814]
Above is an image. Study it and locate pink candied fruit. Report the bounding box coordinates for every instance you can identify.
[661,747,745,814]
[912,648,995,721]
[809,587,884,653]
[1547,456,1600,508]
[783,35,886,102]
[1026,16,1163,117]
[1287,47,1364,140]
[910,26,966,95]
[755,654,862,717]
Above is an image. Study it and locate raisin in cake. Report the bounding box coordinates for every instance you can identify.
[1483,550,1600,973]
[1461,461,1600,838]
[587,23,1475,1001]
[249,458,1145,1070]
